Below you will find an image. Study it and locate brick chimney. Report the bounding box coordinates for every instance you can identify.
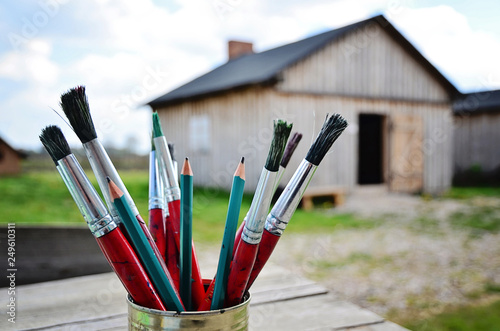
[228,40,254,60]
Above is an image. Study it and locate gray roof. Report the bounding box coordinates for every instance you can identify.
[454,89,500,114]
[148,15,459,107]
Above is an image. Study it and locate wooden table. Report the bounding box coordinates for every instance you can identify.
[0,264,408,330]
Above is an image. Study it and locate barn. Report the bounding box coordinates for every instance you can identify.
[0,137,26,175]
[148,15,459,195]
[453,89,500,177]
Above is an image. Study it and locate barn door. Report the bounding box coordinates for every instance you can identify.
[388,114,424,193]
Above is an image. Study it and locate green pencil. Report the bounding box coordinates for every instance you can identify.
[107,177,185,312]
[211,157,246,310]
[180,158,193,310]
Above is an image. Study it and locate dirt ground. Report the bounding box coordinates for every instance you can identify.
[270,188,500,324]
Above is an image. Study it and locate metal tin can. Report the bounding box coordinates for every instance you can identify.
[127,293,250,330]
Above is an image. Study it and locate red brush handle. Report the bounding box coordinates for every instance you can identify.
[197,278,216,311]
[96,227,166,311]
[246,229,280,292]
[167,199,205,309]
[148,208,166,261]
[226,240,259,307]
[136,213,182,301]
[165,214,180,290]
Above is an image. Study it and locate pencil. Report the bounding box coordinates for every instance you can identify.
[40,126,166,311]
[245,113,348,292]
[149,135,167,261]
[201,157,245,311]
[60,87,166,273]
[152,112,205,309]
[108,177,185,311]
[226,120,292,307]
[180,158,193,310]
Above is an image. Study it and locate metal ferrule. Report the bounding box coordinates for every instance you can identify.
[56,154,117,238]
[265,159,317,236]
[173,160,178,182]
[273,165,286,194]
[242,168,279,244]
[83,138,139,218]
[149,150,165,210]
[153,136,180,202]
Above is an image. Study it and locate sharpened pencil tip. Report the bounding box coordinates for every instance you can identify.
[185,157,188,161]
[241,156,245,164]
[106,176,111,183]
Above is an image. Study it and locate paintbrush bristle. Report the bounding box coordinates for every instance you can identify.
[305,113,348,166]
[60,86,97,143]
[265,119,293,172]
[151,130,155,151]
[152,112,164,138]
[39,125,72,164]
[280,132,303,168]
[168,143,175,161]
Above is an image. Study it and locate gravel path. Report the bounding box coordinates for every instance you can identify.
[265,191,500,323]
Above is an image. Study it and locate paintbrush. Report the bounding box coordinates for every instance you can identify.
[234,131,302,247]
[245,113,348,292]
[149,134,167,261]
[60,86,172,297]
[152,112,205,309]
[226,119,292,307]
[40,125,166,311]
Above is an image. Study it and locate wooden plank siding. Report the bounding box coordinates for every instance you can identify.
[276,22,449,102]
[454,112,500,173]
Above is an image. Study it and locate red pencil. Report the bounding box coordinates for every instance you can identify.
[40,126,166,311]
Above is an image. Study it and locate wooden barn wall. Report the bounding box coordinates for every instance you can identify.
[269,92,453,195]
[276,22,449,103]
[156,87,279,192]
[157,88,453,195]
[454,112,500,173]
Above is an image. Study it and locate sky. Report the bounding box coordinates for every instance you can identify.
[1,0,500,153]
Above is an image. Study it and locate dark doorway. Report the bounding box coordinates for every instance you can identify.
[358,114,384,184]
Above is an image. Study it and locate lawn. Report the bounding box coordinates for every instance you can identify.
[0,171,370,243]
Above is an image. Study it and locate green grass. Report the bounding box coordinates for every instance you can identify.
[0,172,376,243]
[405,300,500,331]
[444,187,500,199]
[449,206,500,233]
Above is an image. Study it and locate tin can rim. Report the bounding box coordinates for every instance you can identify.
[127,292,251,317]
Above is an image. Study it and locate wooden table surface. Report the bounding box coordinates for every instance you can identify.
[0,264,408,330]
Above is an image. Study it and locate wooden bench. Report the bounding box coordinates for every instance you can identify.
[301,186,346,210]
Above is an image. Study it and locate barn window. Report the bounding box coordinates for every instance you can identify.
[189,115,211,153]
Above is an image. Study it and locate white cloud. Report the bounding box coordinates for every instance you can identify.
[0,39,59,84]
[387,5,500,91]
